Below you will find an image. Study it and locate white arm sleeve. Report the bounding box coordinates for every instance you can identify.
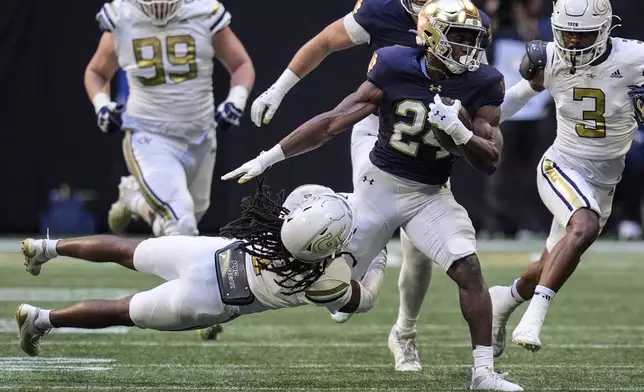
[351,249,386,313]
[500,79,540,123]
[343,13,370,45]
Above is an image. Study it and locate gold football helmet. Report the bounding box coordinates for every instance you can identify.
[416,0,486,74]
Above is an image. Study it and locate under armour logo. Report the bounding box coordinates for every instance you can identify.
[429,84,442,92]
[434,110,445,121]
[362,176,374,185]
[138,137,151,145]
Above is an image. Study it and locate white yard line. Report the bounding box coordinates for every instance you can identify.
[0,340,642,349]
[0,288,135,301]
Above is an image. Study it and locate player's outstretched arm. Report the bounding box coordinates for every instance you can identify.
[213,27,255,99]
[84,32,119,112]
[337,250,387,314]
[250,18,360,127]
[213,26,255,131]
[500,41,547,122]
[222,81,382,183]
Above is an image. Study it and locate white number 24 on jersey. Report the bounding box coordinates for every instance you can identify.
[389,100,451,158]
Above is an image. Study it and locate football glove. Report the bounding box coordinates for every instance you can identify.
[215,101,243,132]
[97,102,125,134]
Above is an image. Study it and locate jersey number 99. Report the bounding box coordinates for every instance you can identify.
[573,87,606,138]
[133,35,198,86]
[390,100,451,159]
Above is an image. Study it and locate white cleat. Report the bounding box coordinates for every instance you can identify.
[330,310,352,323]
[21,239,53,276]
[470,367,524,391]
[388,325,422,372]
[512,324,542,353]
[108,176,140,234]
[15,304,50,357]
[490,286,517,358]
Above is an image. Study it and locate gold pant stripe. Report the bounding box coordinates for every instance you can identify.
[122,131,177,221]
[541,158,586,210]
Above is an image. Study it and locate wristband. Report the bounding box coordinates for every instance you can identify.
[92,92,112,114]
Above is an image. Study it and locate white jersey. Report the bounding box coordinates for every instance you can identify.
[97,0,230,124]
[244,253,353,314]
[543,37,644,162]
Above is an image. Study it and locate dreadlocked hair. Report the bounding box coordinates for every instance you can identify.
[219,178,330,295]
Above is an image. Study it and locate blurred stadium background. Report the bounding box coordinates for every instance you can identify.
[2,0,643,240]
[2,0,644,390]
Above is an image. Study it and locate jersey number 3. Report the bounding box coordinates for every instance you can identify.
[390,100,451,158]
[573,87,606,138]
[133,35,198,86]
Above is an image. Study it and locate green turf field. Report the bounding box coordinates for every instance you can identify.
[1,247,643,391]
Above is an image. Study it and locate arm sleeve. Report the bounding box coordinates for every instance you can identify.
[206,0,231,36]
[500,79,540,123]
[343,13,371,45]
[96,0,121,32]
[324,248,387,314]
[352,0,377,36]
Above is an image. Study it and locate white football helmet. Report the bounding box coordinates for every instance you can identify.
[281,193,358,263]
[282,184,334,212]
[551,0,613,69]
[135,0,183,25]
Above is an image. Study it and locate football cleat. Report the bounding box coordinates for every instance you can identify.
[388,325,422,371]
[15,304,50,356]
[490,285,518,358]
[108,176,140,234]
[470,367,523,391]
[21,239,53,276]
[512,324,542,353]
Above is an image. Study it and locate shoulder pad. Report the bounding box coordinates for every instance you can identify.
[96,1,120,32]
[520,40,548,80]
[304,258,350,304]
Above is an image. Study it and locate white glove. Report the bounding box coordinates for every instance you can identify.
[221,145,286,183]
[251,86,286,127]
[427,94,473,145]
[250,69,300,127]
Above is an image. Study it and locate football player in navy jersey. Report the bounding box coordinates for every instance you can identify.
[223,1,523,390]
[247,0,491,373]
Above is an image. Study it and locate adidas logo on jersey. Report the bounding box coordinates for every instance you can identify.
[610,69,623,78]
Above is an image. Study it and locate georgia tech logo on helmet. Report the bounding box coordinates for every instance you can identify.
[311,225,348,254]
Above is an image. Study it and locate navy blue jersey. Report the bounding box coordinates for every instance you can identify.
[352,0,417,50]
[352,0,491,50]
[367,46,505,185]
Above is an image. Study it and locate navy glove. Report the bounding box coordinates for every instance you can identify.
[628,85,644,123]
[215,101,243,132]
[97,103,125,134]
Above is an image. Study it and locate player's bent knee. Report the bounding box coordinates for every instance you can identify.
[568,209,600,246]
[446,254,485,288]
